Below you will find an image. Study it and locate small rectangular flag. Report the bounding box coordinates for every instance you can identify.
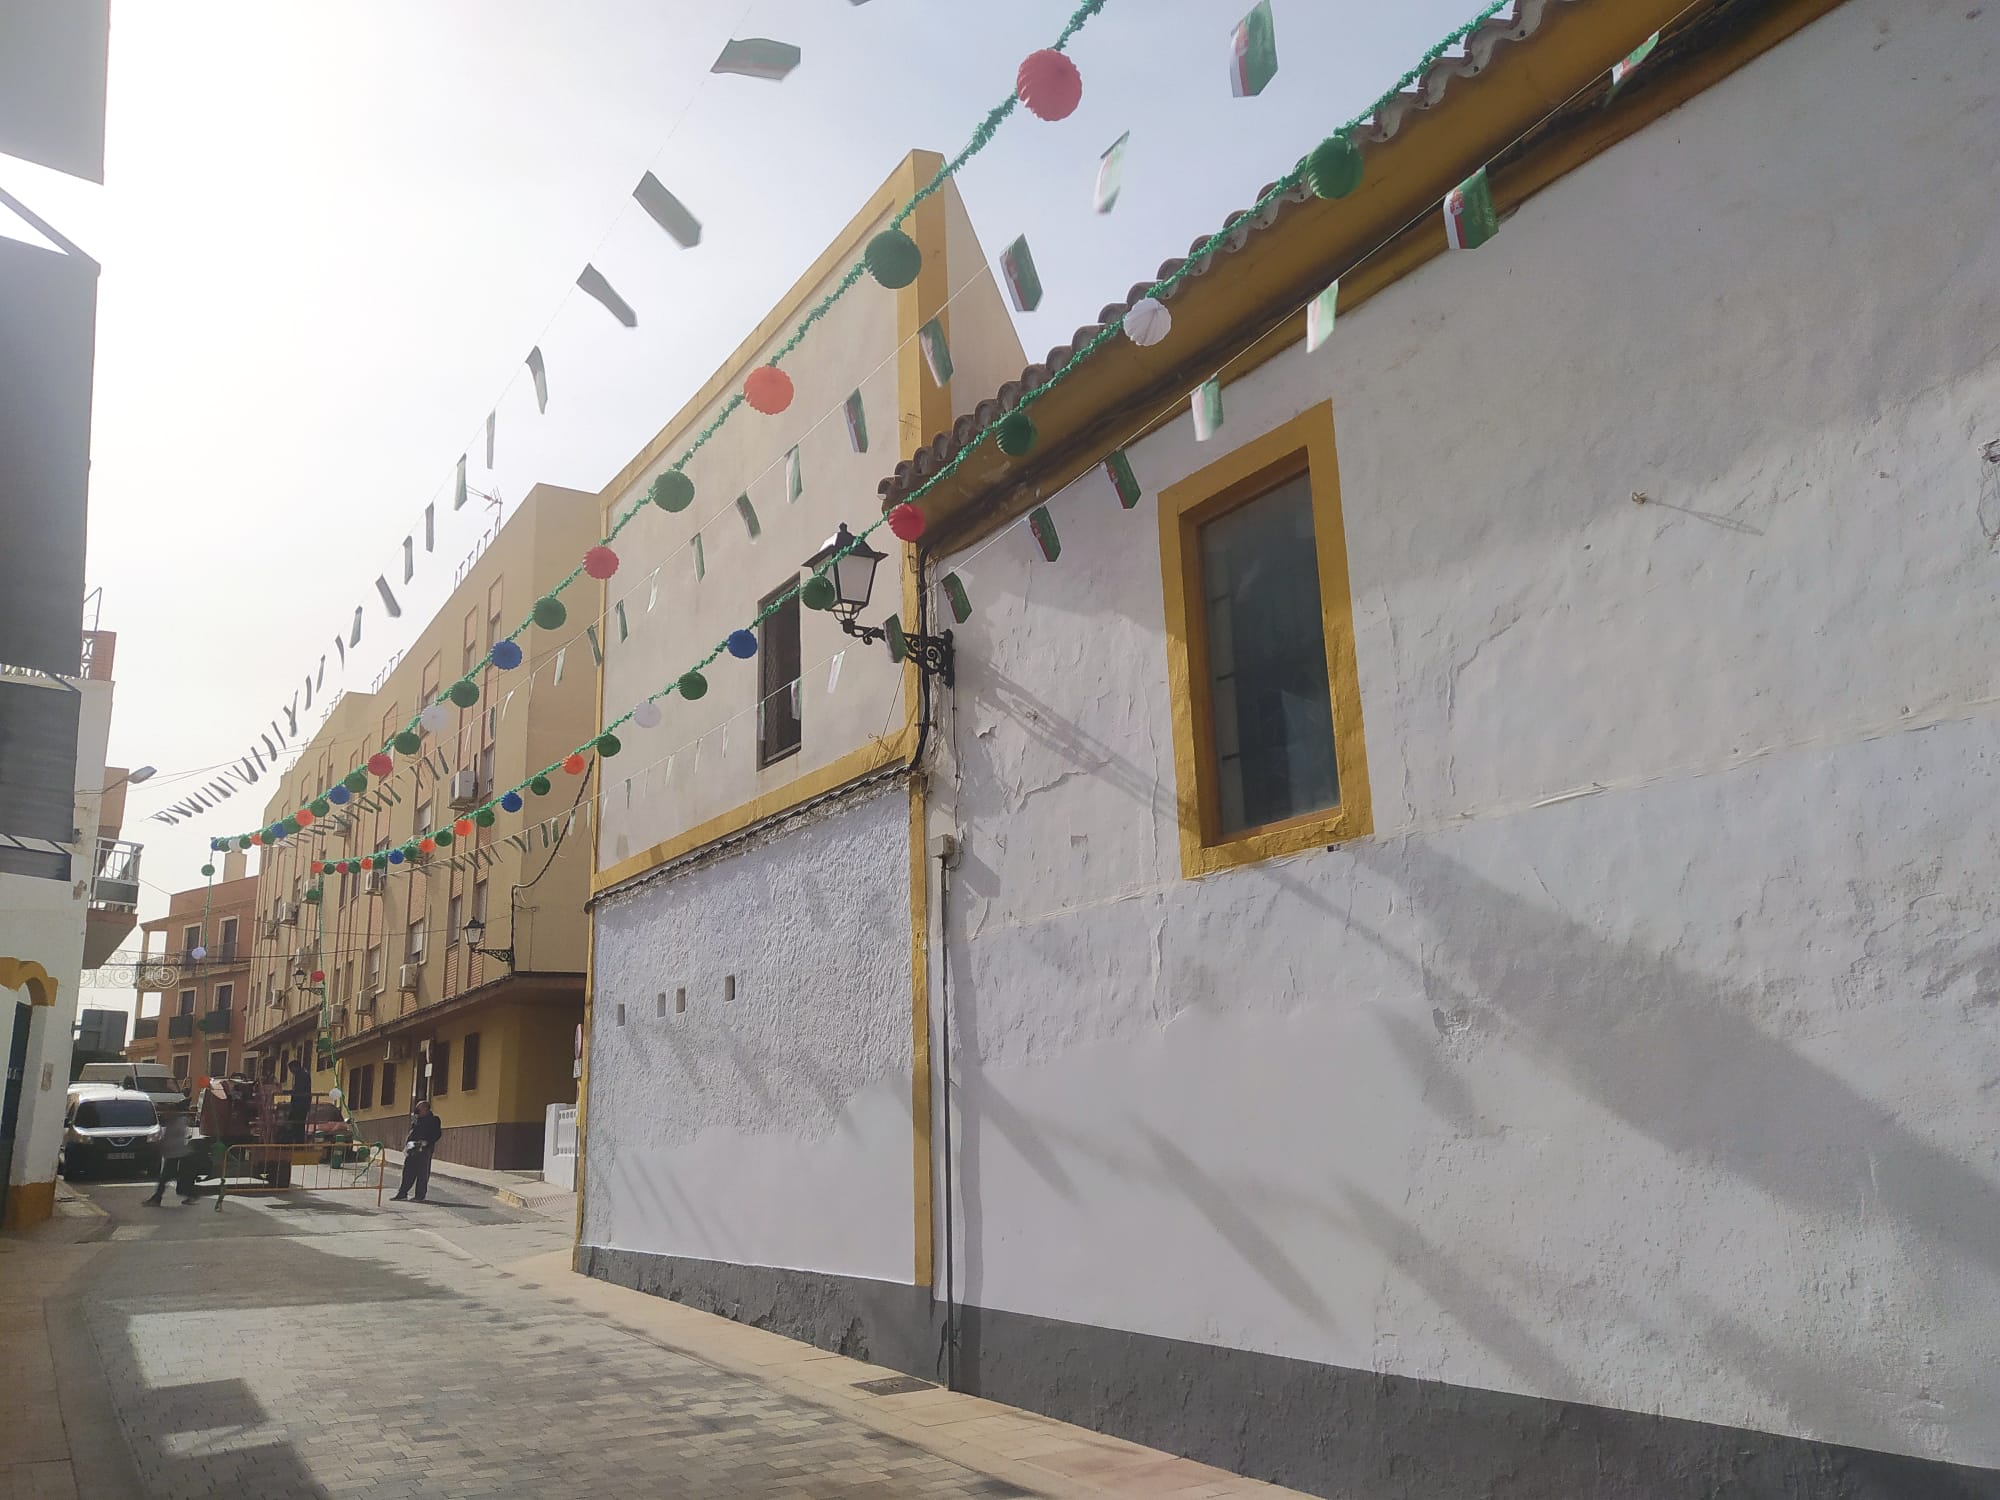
[1230,0,1279,98]
[349,607,364,646]
[785,446,803,503]
[941,573,972,623]
[577,264,637,328]
[431,749,450,781]
[586,624,602,666]
[1028,505,1062,562]
[735,493,761,539]
[484,410,496,467]
[1611,32,1660,90]
[712,37,801,80]
[634,172,702,248]
[1443,167,1500,251]
[500,689,514,720]
[692,531,705,580]
[453,457,467,512]
[1094,132,1129,214]
[918,319,953,386]
[646,570,660,612]
[843,390,869,453]
[425,502,436,551]
[828,651,845,695]
[553,647,567,685]
[402,535,414,584]
[526,346,549,412]
[999,235,1043,313]
[884,615,908,663]
[1192,377,1224,441]
[375,576,402,618]
[1306,279,1339,353]
[1104,449,1141,509]
[615,600,629,643]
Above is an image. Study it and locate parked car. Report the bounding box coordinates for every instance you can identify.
[61,1090,164,1180]
[77,1061,187,1114]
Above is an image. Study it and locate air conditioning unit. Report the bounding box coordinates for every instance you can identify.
[292,946,313,969]
[365,980,386,1003]
[260,917,279,941]
[397,963,420,992]
[363,869,386,894]
[448,769,480,811]
[355,990,377,1013]
[278,900,297,926]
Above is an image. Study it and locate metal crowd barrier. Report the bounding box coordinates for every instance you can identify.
[213,1140,386,1211]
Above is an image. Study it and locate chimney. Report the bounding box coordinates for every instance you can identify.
[224,849,247,883]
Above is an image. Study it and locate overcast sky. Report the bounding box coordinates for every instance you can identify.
[1,0,1488,983]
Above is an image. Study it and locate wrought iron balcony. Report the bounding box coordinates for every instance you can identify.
[167,1013,195,1039]
[88,838,142,912]
[197,1008,234,1035]
[132,1016,158,1040]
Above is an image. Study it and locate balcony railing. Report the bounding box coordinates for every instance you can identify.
[164,944,241,969]
[197,1008,233,1034]
[89,838,142,912]
[167,1014,195,1039]
[133,1017,158,1040]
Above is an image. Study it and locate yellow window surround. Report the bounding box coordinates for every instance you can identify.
[1157,400,1371,878]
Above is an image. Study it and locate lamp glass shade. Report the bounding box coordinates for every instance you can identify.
[464,915,486,947]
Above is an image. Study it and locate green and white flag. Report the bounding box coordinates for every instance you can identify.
[553,647,567,685]
[1028,505,1061,562]
[586,624,603,666]
[999,235,1043,313]
[1610,31,1660,90]
[615,600,629,643]
[735,493,761,539]
[1306,278,1339,354]
[1191,377,1224,442]
[785,446,802,503]
[1443,167,1499,251]
[918,318,953,386]
[711,37,801,80]
[844,389,869,453]
[693,531,705,581]
[1230,0,1278,98]
[941,573,972,623]
[1104,449,1141,510]
[1094,132,1129,214]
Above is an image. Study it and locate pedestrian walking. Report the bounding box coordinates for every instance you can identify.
[392,1098,442,1202]
[142,1102,196,1206]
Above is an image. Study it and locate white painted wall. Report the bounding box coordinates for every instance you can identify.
[932,0,2000,1466]
[584,784,913,1284]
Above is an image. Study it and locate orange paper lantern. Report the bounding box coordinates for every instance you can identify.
[744,365,794,414]
[563,752,588,775]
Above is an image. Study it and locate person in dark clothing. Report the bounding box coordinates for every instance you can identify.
[284,1060,312,1133]
[392,1099,442,1202]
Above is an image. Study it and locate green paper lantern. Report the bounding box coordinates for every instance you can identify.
[650,470,695,513]
[474,807,496,828]
[530,775,552,797]
[305,886,322,903]
[393,729,422,756]
[996,411,1037,456]
[281,818,300,836]
[344,770,369,793]
[678,670,709,701]
[309,797,329,816]
[801,574,836,611]
[865,228,923,290]
[596,732,622,758]
[1304,134,1364,200]
[435,828,454,847]
[401,844,419,863]
[237,836,252,850]
[200,863,215,877]
[447,679,480,708]
[533,596,567,631]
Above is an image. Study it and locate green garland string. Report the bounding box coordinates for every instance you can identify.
[207,0,1514,864]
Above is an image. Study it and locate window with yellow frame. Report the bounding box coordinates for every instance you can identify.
[1157,401,1370,877]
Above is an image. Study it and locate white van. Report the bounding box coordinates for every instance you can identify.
[77,1061,186,1112]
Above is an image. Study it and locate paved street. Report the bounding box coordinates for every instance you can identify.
[3,1175,1295,1500]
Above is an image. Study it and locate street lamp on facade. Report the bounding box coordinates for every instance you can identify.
[803,523,954,686]
[463,915,514,970]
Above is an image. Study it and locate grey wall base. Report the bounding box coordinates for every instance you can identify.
[578,1244,2000,1499]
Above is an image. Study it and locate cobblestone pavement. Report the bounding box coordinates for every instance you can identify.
[49,1181,1283,1500]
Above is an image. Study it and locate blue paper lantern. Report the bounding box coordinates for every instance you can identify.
[328,784,351,805]
[491,638,524,671]
[267,823,285,841]
[387,848,405,864]
[726,629,758,659]
[500,790,523,813]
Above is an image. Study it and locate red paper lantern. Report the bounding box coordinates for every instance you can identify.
[744,365,794,415]
[1017,49,1082,121]
[419,837,436,854]
[310,860,324,874]
[360,856,373,870]
[296,808,315,827]
[250,832,262,846]
[563,752,588,775]
[454,818,473,838]
[584,545,620,580]
[888,504,925,542]
[310,970,325,984]
[367,752,394,778]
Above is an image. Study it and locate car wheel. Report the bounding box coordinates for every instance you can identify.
[61,1156,87,1182]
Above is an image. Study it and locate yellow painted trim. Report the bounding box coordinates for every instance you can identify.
[0,957,58,1006]
[1158,403,1372,878]
[591,727,917,896]
[2,1178,55,1229]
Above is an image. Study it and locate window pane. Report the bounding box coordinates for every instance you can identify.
[1198,472,1339,834]
[462,1032,480,1092]
[208,1050,227,1078]
[758,585,803,766]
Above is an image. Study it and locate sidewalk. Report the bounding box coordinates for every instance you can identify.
[380,1144,577,1219]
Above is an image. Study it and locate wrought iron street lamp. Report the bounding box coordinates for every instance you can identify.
[463,915,514,969]
[803,523,954,686]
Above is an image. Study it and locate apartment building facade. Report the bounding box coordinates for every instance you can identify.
[126,853,255,1086]
[242,485,598,1168]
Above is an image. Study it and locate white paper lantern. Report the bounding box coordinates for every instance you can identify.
[1123,296,1171,348]
[630,700,663,730]
[419,702,452,735]
[190,946,207,961]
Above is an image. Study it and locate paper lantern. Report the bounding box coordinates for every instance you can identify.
[448,679,480,709]
[596,732,622,758]
[368,752,394,778]
[329,784,351,806]
[419,703,452,734]
[344,769,369,793]
[490,638,523,670]
[401,844,419,862]
[584,545,620,580]
[296,809,315,827]
[360,856,373,871]
[1305,134,1364,200]
[454,818,473,837]
[310,969,325,985]
[419,838,436,854]
[678,669,709,700]
[267,823,285,840]
[475,807,496,828]
[200,863,215,877]
[191,946,207,961]
[500,790,523,813]
[650,470,695,513]
[801,575,836,611]
[563,752,588,775]
[726,629,758,659]
[631,700,662,730]
[996,411,1037,456]
[393,730,422,756]
[888,504,925,542]
[310,860,324,874]
[435,829,454,847]
[1124,296,1171,347]
[1017,49,1082,121]
[533,596,567,631]
[865,228,923,289]
[310,797,330,816]
[529,775,552,796]
[238,836,253,850]
[744,365,794,415]
[388,849,405,864]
